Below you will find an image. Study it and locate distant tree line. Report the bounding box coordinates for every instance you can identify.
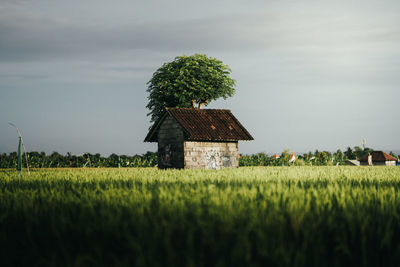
[239,146,399,167]
[0,146,398,168]
[0,151,157,168]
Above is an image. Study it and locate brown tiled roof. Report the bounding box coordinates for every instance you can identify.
[359,151,397,162]
[144,108,254,142]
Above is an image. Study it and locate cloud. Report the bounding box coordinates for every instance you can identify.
[1,1,399,67]
[0,10,270,62]
[0,74,48,80]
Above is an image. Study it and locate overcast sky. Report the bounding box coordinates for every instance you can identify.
[1,0,399,156]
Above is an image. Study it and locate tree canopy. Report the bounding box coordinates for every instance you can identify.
[146,54,236,123]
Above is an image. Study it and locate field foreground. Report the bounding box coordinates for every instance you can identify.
[1,167,400,267]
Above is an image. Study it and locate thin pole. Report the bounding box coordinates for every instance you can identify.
[9,123,30,175]
[17,136,22,177]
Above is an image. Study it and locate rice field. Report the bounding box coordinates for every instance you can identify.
[1,166,400,267]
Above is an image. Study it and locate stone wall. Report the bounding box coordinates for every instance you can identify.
[157,116,184,169]
[184,141,238,169]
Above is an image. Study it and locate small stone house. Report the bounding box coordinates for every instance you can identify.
[144,108,253,169]
[359,151,398,166]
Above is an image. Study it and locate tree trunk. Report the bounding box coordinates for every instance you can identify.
[198,100,208,109]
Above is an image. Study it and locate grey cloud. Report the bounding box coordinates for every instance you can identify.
[109,66,157,73]
[2,7,399,64]
[3,4,395,63]
[0,13,270,61]
[0,74,48,80]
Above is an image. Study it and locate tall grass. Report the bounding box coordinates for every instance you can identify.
[1,167,400,266]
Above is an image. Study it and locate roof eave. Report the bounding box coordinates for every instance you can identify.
[226,112,254,140]
[186,138,253,142]
[143,112,168,142]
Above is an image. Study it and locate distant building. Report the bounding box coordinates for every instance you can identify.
[144,108,253,169]
[359,151,398,166]
[346,160,360,166]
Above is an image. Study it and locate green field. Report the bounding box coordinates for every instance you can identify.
[1,167,400,267]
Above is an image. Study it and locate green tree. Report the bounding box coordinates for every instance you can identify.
[146,54,236,123]
[315,151,330,165]
[353,146,364,160]
[280,149,291,166]
[344,147,355,160]
[333,149,344,164]
[353,146,373,160]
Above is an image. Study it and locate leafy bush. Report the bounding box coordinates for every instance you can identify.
[0,151,157,168]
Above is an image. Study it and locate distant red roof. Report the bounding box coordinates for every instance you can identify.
[144,108,254,142]
[359,151,397,162]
